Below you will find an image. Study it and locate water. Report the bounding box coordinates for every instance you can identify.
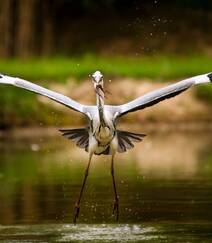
[0,129,212,242]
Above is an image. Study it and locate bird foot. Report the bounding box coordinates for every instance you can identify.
[112,198,119,221]
[73,203,80,224]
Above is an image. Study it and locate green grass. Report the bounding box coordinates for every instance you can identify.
[0,54,211,126]
[0,54,211,81]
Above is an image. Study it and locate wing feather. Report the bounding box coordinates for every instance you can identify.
[0,74,85,114]
[117,130,146,153]
[113,73,212,117]
[59,128,89,150]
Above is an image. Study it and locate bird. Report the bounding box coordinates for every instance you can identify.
[0,71,211,223]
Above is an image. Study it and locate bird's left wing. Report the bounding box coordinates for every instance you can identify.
[114,73,212,117]
[0,73,86,114]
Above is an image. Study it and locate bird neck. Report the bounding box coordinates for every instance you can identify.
[96,86,106,127]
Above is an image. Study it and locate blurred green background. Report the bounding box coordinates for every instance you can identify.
[0,0,212,127]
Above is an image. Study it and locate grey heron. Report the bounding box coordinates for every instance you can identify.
[0,71,211,223]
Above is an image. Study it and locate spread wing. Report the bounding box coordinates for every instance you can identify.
[114,73,212,117]
[0,73,86,114]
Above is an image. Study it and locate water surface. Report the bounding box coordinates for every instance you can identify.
[0,129,212,242]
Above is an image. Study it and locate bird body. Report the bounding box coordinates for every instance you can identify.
[0,70,211,223]
[91,105,116,154]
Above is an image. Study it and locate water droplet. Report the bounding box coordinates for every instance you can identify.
[30,144,40,152]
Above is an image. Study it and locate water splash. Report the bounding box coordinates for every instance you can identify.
[59,224,159,242]
[0,224,161,242]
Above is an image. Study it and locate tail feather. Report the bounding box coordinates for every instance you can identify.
[117,130,146,153]
[59,128,89,150]
[121,136,134,149]
[59,128,146,154]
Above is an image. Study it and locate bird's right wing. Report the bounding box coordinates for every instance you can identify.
[0,73,87,115]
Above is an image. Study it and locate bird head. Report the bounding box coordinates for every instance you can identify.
[91,71,103,85]
[91,71,104,96]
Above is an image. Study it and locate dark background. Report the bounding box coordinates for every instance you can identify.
[1,0,212,58]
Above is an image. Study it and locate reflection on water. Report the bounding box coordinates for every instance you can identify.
[0,224,160,242]
[1,223,212,242]
[0,129,212,242]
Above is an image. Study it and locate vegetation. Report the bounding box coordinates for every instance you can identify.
[0,54,211,127]
[1,54,212,81]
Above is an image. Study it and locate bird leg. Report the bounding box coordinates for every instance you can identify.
[73,153,93,224]
[111,154,119,221]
